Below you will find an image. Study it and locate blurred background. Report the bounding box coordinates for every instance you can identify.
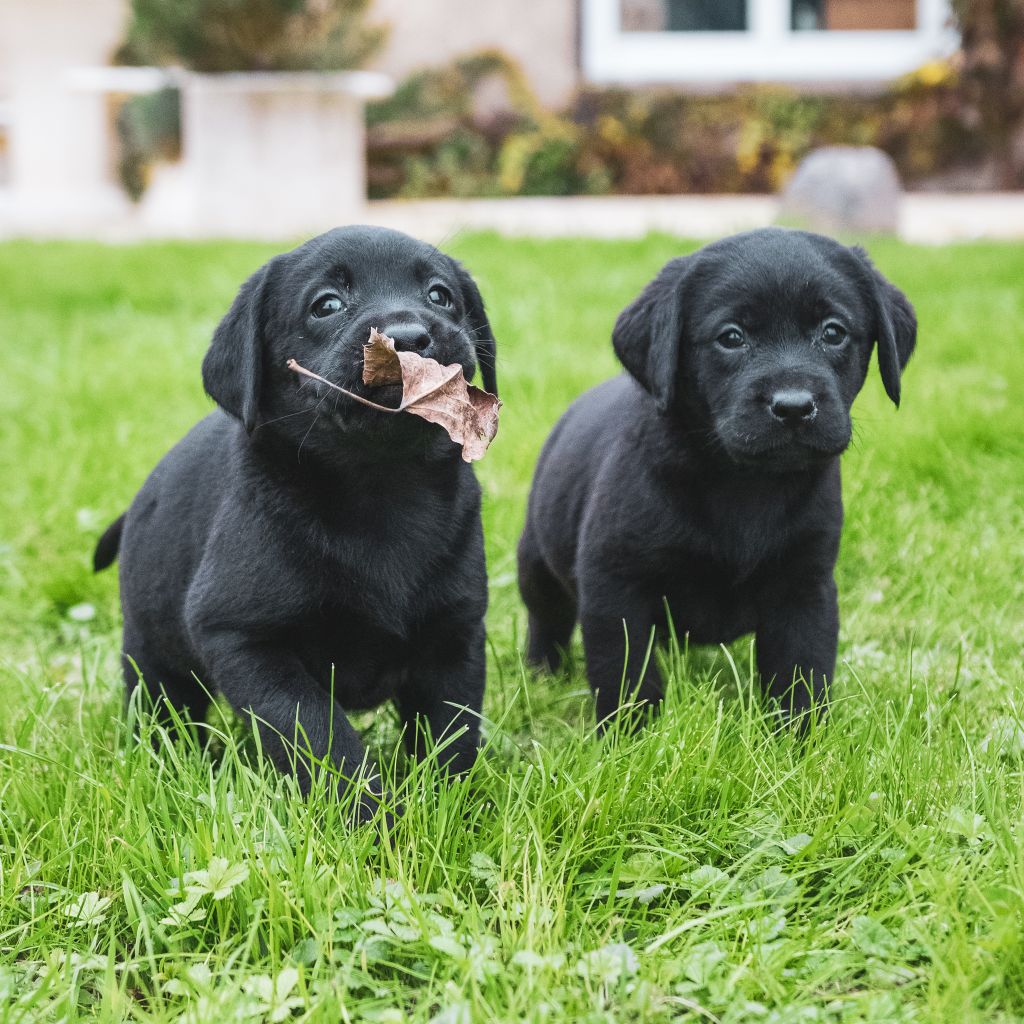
[0,0,1022,241]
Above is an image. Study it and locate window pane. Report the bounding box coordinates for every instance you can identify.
[622,0,747,32]
[792,0,916,30]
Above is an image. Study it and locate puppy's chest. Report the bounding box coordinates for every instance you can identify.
[302,494,479,624]
[293,534,450,707]
[662,486,808,580]
[646,498,806,641]
[316,529,446,623]
[707,503,795,570]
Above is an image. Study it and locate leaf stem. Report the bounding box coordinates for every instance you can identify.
[287,357,466,414]
[286,359,399,414]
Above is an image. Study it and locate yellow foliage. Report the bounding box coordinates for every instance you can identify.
[898,59,958,90]
[597,115,629,148]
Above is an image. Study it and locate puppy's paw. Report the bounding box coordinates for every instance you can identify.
[342,776,401,833]
[765,684,830,737]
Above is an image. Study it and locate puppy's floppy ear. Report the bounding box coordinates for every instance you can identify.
[451,259,498,396]
[201,260,274,433]
[612,256,692,414]
[852,247,917,408]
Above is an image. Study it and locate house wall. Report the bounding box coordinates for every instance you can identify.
[0,0,125,200]
[0,1,579,109]
[366,0,579,107]
[0,0,124,82]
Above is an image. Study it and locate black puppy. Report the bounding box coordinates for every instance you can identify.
[94,226,498,817]
[518,227,915,724]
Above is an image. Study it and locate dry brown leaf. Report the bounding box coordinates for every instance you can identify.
[287,328,500,463]
[361,327,404,387]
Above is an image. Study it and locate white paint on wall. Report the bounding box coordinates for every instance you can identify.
[581,0,959,85]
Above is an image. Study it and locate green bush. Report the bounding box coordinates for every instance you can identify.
[364,7,1024,197]
[116,88,181,202]
[948,0,1024,186]
[367,57,983,199]
[118,0,386,73]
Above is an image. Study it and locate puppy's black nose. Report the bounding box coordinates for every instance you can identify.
[384,323,432,355]
[769,389,817,424]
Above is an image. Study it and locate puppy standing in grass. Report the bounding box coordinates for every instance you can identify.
[519,227,916,724]
[94,226,498,819]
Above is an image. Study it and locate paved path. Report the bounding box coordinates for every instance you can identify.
[365,193,1024,245]
[3,191,1024,243]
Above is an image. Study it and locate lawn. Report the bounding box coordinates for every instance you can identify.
[0,233,1022,1023]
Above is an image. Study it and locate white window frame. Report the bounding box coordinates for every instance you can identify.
[581,0,959,86]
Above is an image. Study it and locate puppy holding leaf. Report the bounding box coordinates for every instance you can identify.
[94,226,499,821]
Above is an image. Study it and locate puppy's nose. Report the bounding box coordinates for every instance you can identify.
[769,389,817,424]
[384,323,432,355]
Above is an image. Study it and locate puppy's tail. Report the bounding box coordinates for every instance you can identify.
[93,514,125,572]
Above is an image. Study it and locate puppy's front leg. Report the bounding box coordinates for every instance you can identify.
[396,620,485,777]
[580,585,664,729]
[755,573,838,721]
[200,634,381,818]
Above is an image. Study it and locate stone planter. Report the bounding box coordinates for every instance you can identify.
[0,0,128,235]
[2,63,391,238]
[147,70,392,237]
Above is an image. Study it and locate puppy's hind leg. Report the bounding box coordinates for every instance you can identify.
[517,525,576,673]
[122,626,212,743]
[579,585,664,731]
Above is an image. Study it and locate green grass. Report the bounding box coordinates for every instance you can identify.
[1,232,1023,1023]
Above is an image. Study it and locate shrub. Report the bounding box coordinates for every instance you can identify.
[948,0,1024,186]
[116,88,181,202]
[118,0,386,73]
[366,57,982,199]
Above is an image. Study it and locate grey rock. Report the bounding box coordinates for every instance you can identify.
[779,146,903,234]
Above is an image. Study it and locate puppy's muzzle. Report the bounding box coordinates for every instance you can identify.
[380,319,476,377]
[768,389,817,425]
[383,321,433,356]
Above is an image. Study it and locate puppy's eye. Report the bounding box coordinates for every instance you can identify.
[428,285,453,308]
[311,294,344,319]
[716,327,745,351]
[821,322,848,346]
